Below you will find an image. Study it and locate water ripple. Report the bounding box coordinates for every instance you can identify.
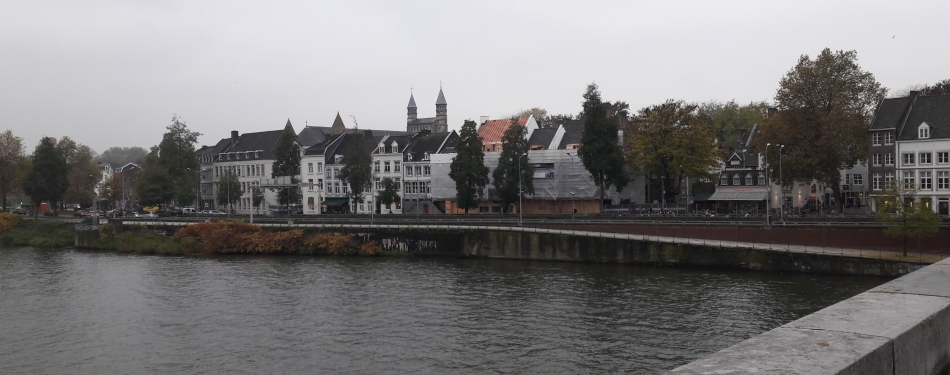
[0,247,889,374]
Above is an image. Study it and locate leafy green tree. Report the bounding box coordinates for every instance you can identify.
[698,100,770,144]
[755,48,886,213]
[156,115,201,206]
[578,83,629,213]
[252,186,264,214]
[338,134,373,212]
[57,137,100,208]
[376,177,401,213]
[271,120,301,206]
[216,170,242,212]
[136,150,175,207]
[876,181,940,256]
[492,119,533,213]
[0,130,27,212]
[450,119,490,214]
[627,100,718,203]
[22,137,69,215]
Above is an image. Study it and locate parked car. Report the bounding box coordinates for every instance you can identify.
[73,210,88,217]
[143,212,158,218]
[13,208,27,215]
[43,210,56,217]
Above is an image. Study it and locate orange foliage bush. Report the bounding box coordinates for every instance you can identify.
[304,233,359,255]
[0,212,23,233]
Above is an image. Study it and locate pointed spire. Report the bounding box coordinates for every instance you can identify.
[331,112,346,135]
[436,88,447,105]
[408,93,417,108]
[285,118,292,127]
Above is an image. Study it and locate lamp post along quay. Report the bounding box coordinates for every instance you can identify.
[567,152,576,217]
[518,153,526,227]
[765,144,772,226]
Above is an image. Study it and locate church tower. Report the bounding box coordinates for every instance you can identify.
[407,93,418,129]
[435,88,447,133]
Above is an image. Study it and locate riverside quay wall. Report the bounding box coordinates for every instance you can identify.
[671,257,950,374]
[347,227,923,276]
[528,221,950,254]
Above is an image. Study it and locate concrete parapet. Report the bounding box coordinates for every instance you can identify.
[671,258,950,374]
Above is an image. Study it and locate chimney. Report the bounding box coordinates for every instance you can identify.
[910,90,920,98]
[480,116,489,125]
[231,130,239,147]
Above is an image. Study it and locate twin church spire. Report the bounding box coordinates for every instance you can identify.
[407,87,447,133]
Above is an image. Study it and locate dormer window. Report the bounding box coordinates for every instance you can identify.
[335,155,343,164]
[919,123,931,139]
[423,152,430,161]
[377,144,384,153]
[391,142,398,153]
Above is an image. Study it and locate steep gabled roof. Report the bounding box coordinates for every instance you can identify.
[478,117,528,145]
[406,131,457,161]
[223,129,285,160]
[373,134,414,154]
[408,94,417,108]
[870,96,914,131]
[557,119,585,149]
[528,128,557,149]
[897,95,950,140]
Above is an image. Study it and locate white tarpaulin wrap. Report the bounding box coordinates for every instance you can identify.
[431,149,636,202]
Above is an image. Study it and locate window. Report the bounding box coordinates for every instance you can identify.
[377,145,384,153]
[394,161,400,172]
[391,143,398,153]
[308,163,313,174]
[885,173,895,187]
[852,174,863,185]
[919,124,931,139]
[395,177,401,192]
[920,171,932,190]
[374,177,381,190]
[732,174,740,185]
[884,132,894,145]
[872,153,881,166]
[334,182,340,194]
[374,161,380,173]
[719,175,728,186]
[921,152,933,164]
[423,152,430,161]
[317,162,323,173]
[308,179,314,191]
[343,184,348,194]
[744,174,752,185]
[415,166,422,176]
[903,153,916,165]
[424,165,430,176]
[903,171,915,189]
[939,171,950,190]
[384,161,391,172]
[885,153,894,165]
[758,173,765,186]
[872,133,882,146]
[406,165,413,176]
[873,173,882,190]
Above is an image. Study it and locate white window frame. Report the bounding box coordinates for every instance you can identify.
[885,153,895,166]
[921,152,933,165]
[872,133,882,146]
[903,153,915,166]
[920,171,933,190]
[938,171,950,190]
[873,173,882,190]
[884,132,894,145]
[872,153,881,166]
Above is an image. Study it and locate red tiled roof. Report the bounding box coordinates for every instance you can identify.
[477,117,528,145]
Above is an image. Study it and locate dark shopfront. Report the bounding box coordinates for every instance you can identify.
[706,190,768,215]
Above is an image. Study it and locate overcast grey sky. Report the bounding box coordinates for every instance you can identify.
[2,0,948,154]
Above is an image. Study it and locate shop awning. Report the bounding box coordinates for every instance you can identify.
[321,197,349,206]
[707,191,768,201]
[693,193,713,202]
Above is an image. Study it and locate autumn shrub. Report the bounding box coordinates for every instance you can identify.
[0,212,23,233]
[304,233,359,256]
[359,241,379,256]
[175,221,263,253]
[98,224,117,241]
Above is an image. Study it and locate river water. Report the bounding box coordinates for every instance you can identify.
[0,247,889,374]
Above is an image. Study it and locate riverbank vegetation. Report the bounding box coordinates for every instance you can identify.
[0,217,397,257]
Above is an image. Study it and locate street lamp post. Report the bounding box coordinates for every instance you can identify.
[567,153,576,217]
[766,143,772,226]
[779,144,785,223]
[518,153,526,227]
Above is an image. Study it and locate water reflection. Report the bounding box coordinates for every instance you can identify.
[0,248,889,374]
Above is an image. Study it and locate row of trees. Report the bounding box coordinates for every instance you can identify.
[0,131,101,214]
